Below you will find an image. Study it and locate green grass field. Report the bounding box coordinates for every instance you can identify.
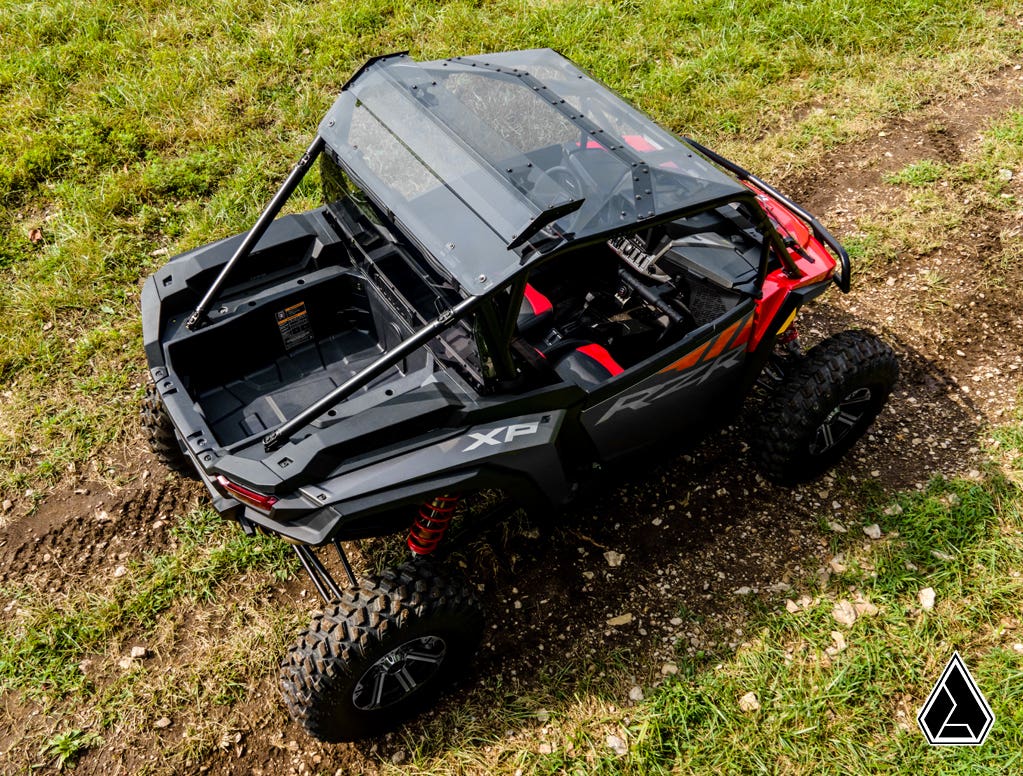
[2,0,1023,773]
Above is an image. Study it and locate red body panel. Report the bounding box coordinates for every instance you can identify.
[742,182,837,350]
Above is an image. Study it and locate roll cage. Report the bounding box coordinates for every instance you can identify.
[182,49,850,454]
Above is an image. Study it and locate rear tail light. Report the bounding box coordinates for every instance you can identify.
[215,475,278,512]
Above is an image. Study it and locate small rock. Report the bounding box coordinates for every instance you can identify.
[829,555,847,574]
[29,227,43,244]
[582,571,595,580]
[832,600,857,627]
[826,630,847,655]
[854,600,879,617]
[669,617,683,626]
[538,742,552,754]
[883,504,903,516]
[862,524,882,540]
[535,709,550,723]
[661,663,679,676]
[785,599,801,614]
[113,565,127,578]
[391,750,406,765]
[998,168,1014,181]
[734,586,753,595]
[1,499,11,512]
[130,646,147,659]
[629,686,644,702]
[607,613,633,627]
[931,550,954,562]
[1012,643,1023,654]
[738,691,760,712]
[604,550,625,568]
[918,587,936,611]
[154,717,171,729]
[606,734,628,756]
[827,521,847,533]
[118,657,134,670]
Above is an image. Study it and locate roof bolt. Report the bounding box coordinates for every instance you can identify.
[478,274,487,283]
[645,189,651,194]
[318,494,327,501]
[635,194,642,200]
[327,119,335,127]
[446,242,455,250]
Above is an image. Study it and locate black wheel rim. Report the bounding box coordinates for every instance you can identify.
[352,636,447,711]
[810,386,873,455]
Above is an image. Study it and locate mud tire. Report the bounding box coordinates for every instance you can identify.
[280,562,484,742]
[140,382,196,478]
[753,330,898,483]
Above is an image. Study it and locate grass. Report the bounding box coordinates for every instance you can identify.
[0,508,297,699]
[40,728,103,771]
[2,0,1023,773]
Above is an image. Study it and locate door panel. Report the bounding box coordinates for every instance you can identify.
[581,300,755,459]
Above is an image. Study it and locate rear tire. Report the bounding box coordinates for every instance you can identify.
[280,562,484,742]
[140,382,196,478]
[753,330,898,483]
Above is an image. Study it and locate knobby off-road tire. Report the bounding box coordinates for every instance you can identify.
[280,562,484,742]
[754,330,898,484]
[140,383,196,478]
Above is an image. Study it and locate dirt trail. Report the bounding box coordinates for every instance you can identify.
[1,67,1021,776]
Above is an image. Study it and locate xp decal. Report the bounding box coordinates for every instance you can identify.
[463,421,541,451]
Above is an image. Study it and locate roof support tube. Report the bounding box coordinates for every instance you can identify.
[684,136,851,292]
[186,135,326,330]
[263,293,483,452]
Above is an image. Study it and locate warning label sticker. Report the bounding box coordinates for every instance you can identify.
[275,301,313,350]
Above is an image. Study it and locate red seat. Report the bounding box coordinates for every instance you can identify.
[553,342,623,389]
[517,284,554,334]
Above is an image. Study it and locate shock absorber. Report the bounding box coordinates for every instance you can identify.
[408,495,460,556]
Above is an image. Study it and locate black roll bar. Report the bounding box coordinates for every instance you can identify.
[683,137,851,293]
[186,135,326,330]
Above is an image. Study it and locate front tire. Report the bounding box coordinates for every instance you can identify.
[753,330,898,483]
[280,562,484,742]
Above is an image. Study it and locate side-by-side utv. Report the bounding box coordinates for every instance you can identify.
[140,49,897,741]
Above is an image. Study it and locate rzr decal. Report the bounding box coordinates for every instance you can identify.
[596,347,746,424]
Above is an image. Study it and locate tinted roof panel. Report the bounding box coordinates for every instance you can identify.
[320,49,746,295]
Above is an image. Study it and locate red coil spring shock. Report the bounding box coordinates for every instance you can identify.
[408,495,460,556]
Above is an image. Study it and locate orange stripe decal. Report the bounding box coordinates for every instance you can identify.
[659,339,713,373]
[658,314,753,374]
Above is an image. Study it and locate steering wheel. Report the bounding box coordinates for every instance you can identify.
[544,165,586,200]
